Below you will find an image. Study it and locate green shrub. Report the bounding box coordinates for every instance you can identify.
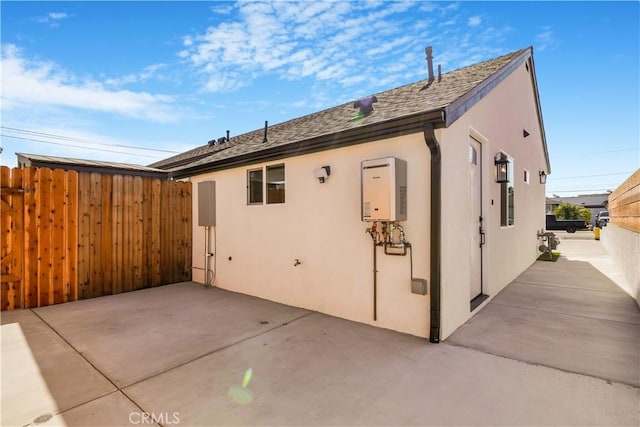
[553,202,591,222]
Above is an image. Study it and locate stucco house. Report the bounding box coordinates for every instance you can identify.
[153,46,550,343]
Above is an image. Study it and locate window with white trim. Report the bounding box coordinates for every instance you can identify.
[500,154,515,226]
[266,164,285,204]
[247,168,263,204]
[247,164,285,205]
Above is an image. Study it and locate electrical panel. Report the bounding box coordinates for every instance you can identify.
[361,157,407,222]
[198,181,216,226]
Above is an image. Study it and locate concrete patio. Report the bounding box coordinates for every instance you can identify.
[1,236,638,426]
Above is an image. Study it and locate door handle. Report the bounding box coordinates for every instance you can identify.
[480,230,486,247]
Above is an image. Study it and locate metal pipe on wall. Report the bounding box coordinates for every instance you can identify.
[373,238,377,321]
[423,123,442,343]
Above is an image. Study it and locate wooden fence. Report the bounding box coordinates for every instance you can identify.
[609,169,640,233]
[1,166,192,311]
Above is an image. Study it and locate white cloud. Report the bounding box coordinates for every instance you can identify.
[210,4,234,15]
[1,45,180,122]
[104,63,167,87]
[178,0,515,101]
[181,1,427,93]
[48,12,68,20]
[535,26,555,51]
[468,16,482,27]
[34,12,70,27]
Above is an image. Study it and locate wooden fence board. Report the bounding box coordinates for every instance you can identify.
[23,167,38,308]
[2,166,191,311]
[10,165,23,307]
[77,172,92,300]
[183,182,193,282]
[37,168,53,306]
[150,179,162,286]
[160,180,170,284]
[132,177,144,290]
[1,167,12,310]
[112,175,124,294]
[101,175,113,295]
[89,173,103,298]
[66,171,79,302]
[142,178,152,286]
[51,169,66,304]
[123,176,133,292]
[609,169,640,233]
[170,181,182,283]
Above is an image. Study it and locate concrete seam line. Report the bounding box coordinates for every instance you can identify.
[121,311,317,390]
[513,280,629,295]
[30,389,122,421]
[489,301,640,325]
[28,309,150,416]
[442,341,640,389]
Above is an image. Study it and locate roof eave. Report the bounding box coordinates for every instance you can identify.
[444,48,532,127]
[526,50,551,175]
[170,109,445,179]
[16,153,169,179]
[444,47,551,175]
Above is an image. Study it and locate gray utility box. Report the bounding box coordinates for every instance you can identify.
[411,278,428,295]
[361,157,407,222]
[198,181,216,227]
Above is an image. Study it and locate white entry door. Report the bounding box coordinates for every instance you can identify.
[469,137,484,301]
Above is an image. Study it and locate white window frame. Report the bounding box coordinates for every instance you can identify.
[247,168,264,205]
[500,152,515,227]
[246,163,286,205]
[266,163,285,204]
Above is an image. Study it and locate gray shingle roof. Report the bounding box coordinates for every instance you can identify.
[151,47,531,173]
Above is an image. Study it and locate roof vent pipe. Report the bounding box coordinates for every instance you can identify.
[263,121,268,143]
[438,64,442,82]
[426,46,435,82]
[226,130,230,142]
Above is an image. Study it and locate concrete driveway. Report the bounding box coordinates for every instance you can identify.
[2,239,639,426]
[448,237,640,387]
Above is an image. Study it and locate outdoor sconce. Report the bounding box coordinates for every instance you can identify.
[494,153,509,183]
[313,166,331,183]
[539,170,547,184]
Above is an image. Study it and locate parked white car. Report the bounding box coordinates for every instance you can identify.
[596,210,610,227]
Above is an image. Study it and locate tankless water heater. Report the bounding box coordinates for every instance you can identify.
[361,157,407,222]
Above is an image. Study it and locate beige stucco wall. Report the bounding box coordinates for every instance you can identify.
[439,61,548,338]
[188,59,548,341]
[190,134,432,338]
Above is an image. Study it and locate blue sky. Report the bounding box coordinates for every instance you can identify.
[1,1,638,197]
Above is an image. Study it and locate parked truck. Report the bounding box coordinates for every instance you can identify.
[545,214,588,233]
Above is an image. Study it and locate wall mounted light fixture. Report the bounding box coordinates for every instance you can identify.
[313,166,331,183]
[539,170,547,184]
[494,153,509,183]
